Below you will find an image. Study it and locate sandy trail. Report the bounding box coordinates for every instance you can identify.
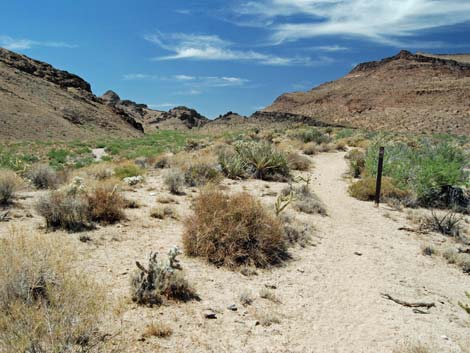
[1,151,469,353]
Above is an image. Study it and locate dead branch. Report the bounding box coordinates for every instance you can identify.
[381,293,435,310]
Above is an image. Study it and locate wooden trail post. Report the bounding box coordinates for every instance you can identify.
[375,147,385,207]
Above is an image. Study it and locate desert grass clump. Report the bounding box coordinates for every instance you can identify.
[184,162,222,187]
[150,206,177,220]
[143,322,173,338]
[259,288,280,303]
[421,210,463,237]
[302,142,320,156]
[87,183,125,225]
[239,290,254,306]
[0,170,19,206]
[392,343,435,353]
[183,189,289,269]
[280,213,313,247]
[164,169,185,195]
[0,229,105,353]
[287,152,312,171]
[234,141,290,181]
[131,247,198,306]
[349,176,410,202]
[27,163,59,189]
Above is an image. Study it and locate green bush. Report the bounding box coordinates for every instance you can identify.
[218,150,247,179]
[114,163,144,180]
[364,141,468,204]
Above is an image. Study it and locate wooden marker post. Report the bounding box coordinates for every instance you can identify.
[375,147,385,207]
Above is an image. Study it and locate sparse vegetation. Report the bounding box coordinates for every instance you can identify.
[150,206,177,220]
[0,229,105,353]
[114,163,144,180]
[421,210,463,237]
[143,322,173,338]
[27,163,60,189]
[0,170,19,206]
[295,128,331,145]
[184,162,221,187]
[183,189,289,269]
[282,184,327,215]
[287,152,312,171]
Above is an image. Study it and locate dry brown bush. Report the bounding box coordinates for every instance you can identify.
[27,164,61,189]
[87,183,125,224]
[0,228,106,353]
[349,176,410,202]
[183,189,289,269]
[287,152,312,171]
[0,170,20,206]
[143,322,173,338]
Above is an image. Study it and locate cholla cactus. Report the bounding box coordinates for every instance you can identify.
[131,247,196,306]
[64,176,86,196]
[275,192,295,217]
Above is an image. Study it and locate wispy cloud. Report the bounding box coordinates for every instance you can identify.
[0,35,76,50]
[233,0,470,46]
[144,31,315,66]
[148,103,178,109]
[312,45,349,52]
[123,73,250,88]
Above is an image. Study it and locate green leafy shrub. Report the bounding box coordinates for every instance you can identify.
[183,190,289,269]
[364,141,468,206]
[218,150,247,179]
[345,149,366,178]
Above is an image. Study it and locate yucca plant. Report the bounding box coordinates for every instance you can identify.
[234,141,289,180]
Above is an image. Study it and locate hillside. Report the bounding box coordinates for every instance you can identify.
[264,50,470,135]
[0,48,143,141]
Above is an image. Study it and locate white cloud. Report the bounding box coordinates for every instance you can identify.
[144,31,315,66]
[148,103,177,109]
[123,73,158,80]
[312,45,348,52]
[234,0,470,46]
[0,35,76,50]
[123,73,250,88]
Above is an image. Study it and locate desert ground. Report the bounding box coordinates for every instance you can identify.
[2,148,469,353]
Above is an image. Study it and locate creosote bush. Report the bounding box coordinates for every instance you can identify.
[27,163,59,189]
[0,170,19,206]
[0,229,105,353]
[183,189,289,269]
[349,176,410,202]
[131,247,198,306]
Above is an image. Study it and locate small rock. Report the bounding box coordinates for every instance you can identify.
[149,192,157,196]
[354,252,363,256]
[203,310,217,319]
[297,268,305,273]
[227,304,238,311]
[264,284,277,289]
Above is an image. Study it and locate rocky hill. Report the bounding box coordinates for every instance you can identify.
[0,48,143,141]
[263,50,470,135]
[100,91,208,131]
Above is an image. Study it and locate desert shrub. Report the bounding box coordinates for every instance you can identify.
[349,176,410,202]
[150,206,176,220]
[87,183,125,224]
[365,141,468,207]
[154,154,171,169]
[345,149,366,178]
[287,152,312,171]
[302,142,319,155]
[239,290,254,306]
[421,210,463,237]
[218,150,247,179]
[234,141,290,181]
[280,213,313,247]
[0,170,19,205]
[282,184,327,215]
[27,164,59,189]
[131,247,198,306]
[36,190,91,232]
[295,128,331,145]
[114,163,144,180]
[82,163,115,180]
[184,162,221,187]
[143,322,173,338]
[183,190,289,269]
[0,229,105,353]
[164,169,185,195]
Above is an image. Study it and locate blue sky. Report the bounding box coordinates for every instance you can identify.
[1,0,470,118]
